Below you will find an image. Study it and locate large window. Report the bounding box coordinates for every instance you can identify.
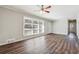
[23,17,44,36]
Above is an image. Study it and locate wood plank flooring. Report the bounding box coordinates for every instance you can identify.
[0,33,79,54]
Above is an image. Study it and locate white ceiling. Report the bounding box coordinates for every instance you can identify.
[2,5,79,20]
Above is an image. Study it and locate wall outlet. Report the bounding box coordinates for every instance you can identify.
[7,38,15,43]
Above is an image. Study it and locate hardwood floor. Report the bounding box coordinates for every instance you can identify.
[0,33,79,54]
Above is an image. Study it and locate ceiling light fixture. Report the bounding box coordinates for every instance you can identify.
[40,5,52,13]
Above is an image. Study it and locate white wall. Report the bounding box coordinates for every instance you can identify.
[44,20,52,34]
[77,19,79,38]
[0,7,52,45]
[52,19,79,39]
[0,7,24,45]
[52,20,68,35]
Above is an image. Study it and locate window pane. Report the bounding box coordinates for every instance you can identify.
[24,30,32,35]
[39,22,42,24]
[24,24,32,29]
[33,25,38,29]
[33,21,38,24]
[33,30,38,34]
[25,19,32,23]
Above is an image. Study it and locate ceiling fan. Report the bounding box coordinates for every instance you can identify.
[41,5,51,13]
[35,5,52,13]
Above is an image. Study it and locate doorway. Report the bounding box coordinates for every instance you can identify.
[68,19,77,35]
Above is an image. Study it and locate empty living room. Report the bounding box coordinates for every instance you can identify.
[0,5,79,54]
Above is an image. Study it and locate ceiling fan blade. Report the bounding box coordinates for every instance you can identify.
[45,6,51,9]
[44,10,50,13]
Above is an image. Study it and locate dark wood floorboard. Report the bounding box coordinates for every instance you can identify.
[0,33,79,54]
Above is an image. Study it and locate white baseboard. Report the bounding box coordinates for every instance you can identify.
[52,32,67,35]
[0,33,48,46]
[1,32,78,46]
[52,32,79,39]
[0,38,23,46]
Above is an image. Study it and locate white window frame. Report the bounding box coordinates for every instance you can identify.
[23,16,44,36]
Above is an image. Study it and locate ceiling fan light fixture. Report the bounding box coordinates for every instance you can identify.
[41,5,52,13]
